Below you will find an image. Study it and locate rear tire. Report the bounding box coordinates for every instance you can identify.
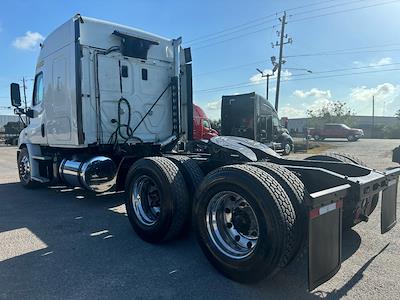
[125,157,190,243]
[193,165,297,283]
[164,155,204,196]
[248,162,307,262]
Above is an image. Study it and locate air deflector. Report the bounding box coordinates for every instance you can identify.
[113,30,159,59]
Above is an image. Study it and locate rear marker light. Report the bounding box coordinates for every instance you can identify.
[309,200,343,219]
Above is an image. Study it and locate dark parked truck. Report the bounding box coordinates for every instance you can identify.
[0,121,23,145]
[9,15,399,291]
[310,123,364,141]
[221,92,294,155]
[394,146,400,163]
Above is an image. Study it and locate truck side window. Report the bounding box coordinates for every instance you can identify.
[202,119,211,129]
[272,116,279,127]
[32,72,44,106]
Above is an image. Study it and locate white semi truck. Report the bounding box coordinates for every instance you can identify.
[10,15,399,290]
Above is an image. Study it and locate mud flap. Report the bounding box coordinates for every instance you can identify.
[307,184,350,291]
[381,168,399,234]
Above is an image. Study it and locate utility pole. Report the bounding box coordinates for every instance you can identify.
[273,11,292,112]
[21,77,29,124]
[256,55,279,102]
[371,95,375,138]
[22,77,28,111]
[256,66,276,101]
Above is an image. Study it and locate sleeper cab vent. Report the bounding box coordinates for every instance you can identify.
[113,30,159,60]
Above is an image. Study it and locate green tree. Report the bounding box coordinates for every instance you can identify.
[395,109,400,120]
[210,119,221,133]
[306,101,355,128]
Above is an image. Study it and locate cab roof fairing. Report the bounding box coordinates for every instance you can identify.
[79,16,175,63]
[36,15,177,66]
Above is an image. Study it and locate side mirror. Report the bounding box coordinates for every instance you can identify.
[26,109,35,118]
[10,83,21,107]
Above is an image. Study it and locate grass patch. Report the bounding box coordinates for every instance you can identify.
[294,140,336,154]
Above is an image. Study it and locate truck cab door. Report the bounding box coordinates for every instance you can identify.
[26,72,47,145]
[258,116,268,143]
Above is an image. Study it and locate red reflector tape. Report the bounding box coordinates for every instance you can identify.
[309,199,343,219]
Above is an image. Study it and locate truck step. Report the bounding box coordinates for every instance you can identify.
[31,176,51,183]
[32,155,53,161]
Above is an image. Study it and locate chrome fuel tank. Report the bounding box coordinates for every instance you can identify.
[59,156,116,193]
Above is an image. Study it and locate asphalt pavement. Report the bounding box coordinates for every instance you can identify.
[0,139,399,299]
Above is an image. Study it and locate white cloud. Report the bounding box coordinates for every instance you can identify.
[286,82,400,118]
[206,100,221,111]
[280,98,335,118]
[306,98,334,112]
[353,57,393,68]
[249,69,292,84]
[279,105,305,118]
[349,83,398,102]
[368,57,392,67]
[286,87,335,118]
[293,88,332,99]
[348,83,400,115]
[13,31,44,50]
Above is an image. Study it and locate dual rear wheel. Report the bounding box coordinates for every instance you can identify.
[125,156,202,243]
[125,157,306,283]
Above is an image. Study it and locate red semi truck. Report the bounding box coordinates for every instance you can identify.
[193,104,218,140]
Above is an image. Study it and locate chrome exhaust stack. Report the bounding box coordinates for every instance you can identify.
[59,156,116,193]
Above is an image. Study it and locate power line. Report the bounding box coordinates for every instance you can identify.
[188,17,277,46]
[192,24,277,50]
[290,0,400,23]
[194,59,267,77]
[290,62,400,77]
[286,0,349,12]
[289,67,400,82]
[188,0,396,49]
[286,48,400,58]
[193,43,400,76]
[291,0,368,17]
[285,43,400,58]
[186,0,358,45]
[194,66,400,93]
[186,15,278,44]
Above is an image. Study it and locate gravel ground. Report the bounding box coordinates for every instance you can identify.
[0,139,399,299]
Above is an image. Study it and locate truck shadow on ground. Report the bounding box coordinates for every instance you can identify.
[0,182,364,299]
[313,243,389,299]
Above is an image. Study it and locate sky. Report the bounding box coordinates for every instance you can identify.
[0,0,399,120]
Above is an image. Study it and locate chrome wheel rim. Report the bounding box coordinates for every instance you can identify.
[131,175,161,226]
[206,191,259,259]
[284,143,291,154]
[19,155,31,182]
